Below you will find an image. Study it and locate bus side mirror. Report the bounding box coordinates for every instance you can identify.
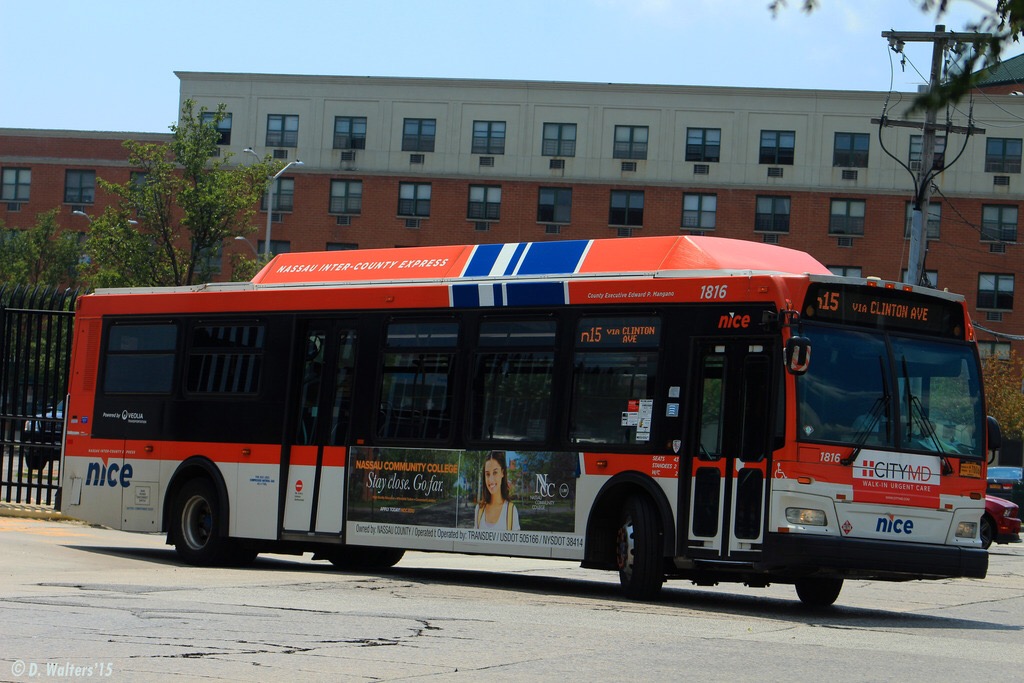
[987,415,1002,463]
[785,336,811,375]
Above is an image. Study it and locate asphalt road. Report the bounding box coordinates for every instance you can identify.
[2,515,1023,682]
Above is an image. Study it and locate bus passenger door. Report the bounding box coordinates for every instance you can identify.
[687,342,773,560]
[282,321,358,537]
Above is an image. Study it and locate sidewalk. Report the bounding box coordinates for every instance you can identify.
[0,501,64,520]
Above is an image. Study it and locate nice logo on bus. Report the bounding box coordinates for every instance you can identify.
[85,460,133,487]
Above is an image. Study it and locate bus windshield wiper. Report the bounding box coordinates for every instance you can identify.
[901,357,954,474]
[841,357,891,466]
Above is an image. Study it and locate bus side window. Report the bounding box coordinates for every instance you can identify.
[377,321,458,441]
[569,315,661,446]
[471,319,557,443]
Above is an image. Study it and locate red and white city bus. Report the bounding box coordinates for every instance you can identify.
[58,235,996,606]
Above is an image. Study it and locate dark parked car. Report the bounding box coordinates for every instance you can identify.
[987,466,1024,508]
[21,401,64,470]
[982,495,1022,549]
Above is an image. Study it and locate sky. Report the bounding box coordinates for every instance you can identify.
[1,0,1019,134]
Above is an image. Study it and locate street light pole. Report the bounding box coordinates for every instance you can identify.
[243,148,302,261]
[263,160,303,260]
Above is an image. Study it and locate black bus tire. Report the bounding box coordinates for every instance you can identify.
[172,478,232,566]
[616,494,664,600]
[327,546,405,571]
[795,577,844,607]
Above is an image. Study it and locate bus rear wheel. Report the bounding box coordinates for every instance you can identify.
[172,478,232,566]
[794,577,843,607]
[616,495,664,600]
[327,546,406,571]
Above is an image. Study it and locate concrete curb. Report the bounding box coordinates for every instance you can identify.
[0,502,64,520]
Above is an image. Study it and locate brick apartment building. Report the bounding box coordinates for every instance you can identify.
[2,68,1023,356]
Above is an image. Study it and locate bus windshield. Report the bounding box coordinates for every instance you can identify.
[796,325,984,458]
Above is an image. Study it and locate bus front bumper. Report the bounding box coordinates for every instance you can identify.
[761,532,988,580]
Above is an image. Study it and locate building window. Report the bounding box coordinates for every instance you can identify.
[1,167,30,202]
[828,266,862,278]
[978,273,1014,310]
[833,132,869,168]
[828,199,866,236]
[200,112,232,145]
[472,121,506,155]
[682,193,716,230]
[538,187,572,224]
[261,178,295,212]
[977,341,1012,360]
[985,138,1022,173]
[398,183,431,217]
[904,202,942,239]
[468,185,501,220]
[333,116,367,150]
[329,180,363,215]
[257,239,291,257]
[266,114,299,148]
[64,170,96,204]
[981,205,1018,242]
[402,118,436,152]
[900,269,939,287]
[909,135,946,170]
[613,125,649,160]
[326,242,359,251]
[609,190,644,227]
[759,130,795,165]
[542,123,577,157]
[685,128,720,162]
[755,196,790,233]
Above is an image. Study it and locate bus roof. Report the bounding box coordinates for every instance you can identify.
[251,235,830,287]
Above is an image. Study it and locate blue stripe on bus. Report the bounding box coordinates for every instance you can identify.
[452,283,505,308]
[461,244,504,277]
[502,243,529,275]
[504,282,567,307]
[514,240,590,275]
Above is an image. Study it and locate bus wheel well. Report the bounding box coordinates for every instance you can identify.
[584,477,673,572]
[163,457,230,541]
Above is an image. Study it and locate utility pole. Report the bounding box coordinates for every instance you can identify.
[875,26,987,286]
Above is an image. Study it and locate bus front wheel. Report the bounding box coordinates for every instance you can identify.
[794,577,843,607]
[616,495,664,599]
[172,478,232,566]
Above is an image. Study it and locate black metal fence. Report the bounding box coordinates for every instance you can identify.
[0,284,80,505]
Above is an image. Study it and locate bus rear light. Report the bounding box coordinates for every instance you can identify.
[969,492,983,500]
[956,521,977,539]
[785,508,826,526]
[836,493,847,500]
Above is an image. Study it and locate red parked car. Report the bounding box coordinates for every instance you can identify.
[982,495,1021,549]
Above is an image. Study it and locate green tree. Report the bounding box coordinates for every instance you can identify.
[0,208,84,288]
[983,351,1024,441]
[84,99,273,287]
[771,0,1024,110]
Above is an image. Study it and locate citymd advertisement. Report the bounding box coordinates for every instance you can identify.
[851,450,940,507]
[346,447,580,553]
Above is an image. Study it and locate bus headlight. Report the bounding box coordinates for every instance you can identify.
[956,521,978,539]
[785,507,826,526]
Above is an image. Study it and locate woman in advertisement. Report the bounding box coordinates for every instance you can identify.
[476,451,521,531]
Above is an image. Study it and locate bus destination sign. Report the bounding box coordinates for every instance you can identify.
[804,283,963,338]
[576,317,661,348]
